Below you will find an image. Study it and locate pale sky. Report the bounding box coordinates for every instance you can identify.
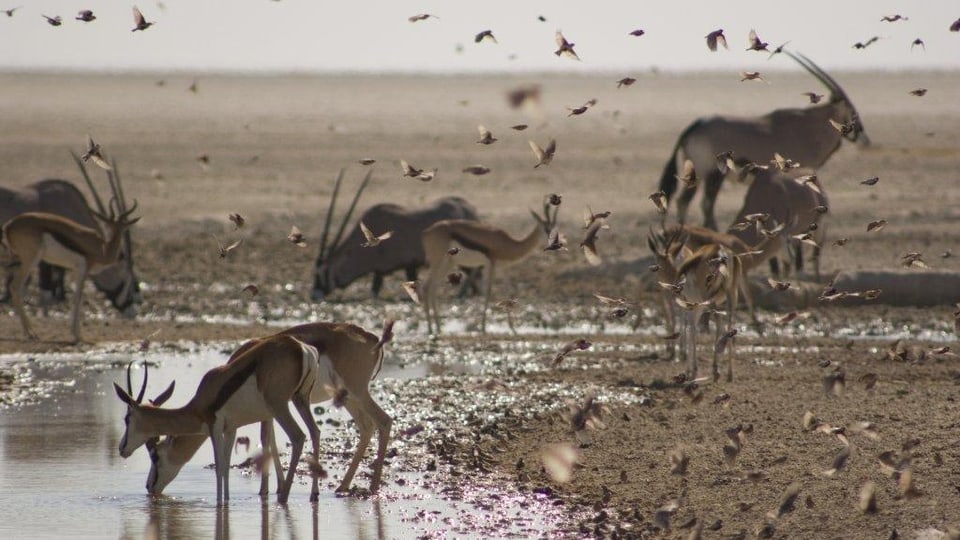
[1,0,957,73]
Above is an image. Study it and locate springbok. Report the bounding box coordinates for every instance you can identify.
[658,52,867,230]
[142,321,394,498]
[729,167,828,279]
[2,196,139,342]
[115,334,342,505]
[311,170,482,301]
[0,155,140,313]
[421,198,558,334]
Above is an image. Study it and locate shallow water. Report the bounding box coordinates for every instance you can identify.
[0,346,561,539]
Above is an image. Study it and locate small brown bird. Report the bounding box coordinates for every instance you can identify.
[548,193,562,206]
[767,41,791,59]
[287,225,307,247]
[541,442,579,483]
[706,29,728,51]
[853,36,880,49]
[81,135,112,171]
[529,138,556,168]
[802,92,824,104]
[867,219,888,232]
[768,278,791,291]
[715,328,737,355]
[881,15,908,22]
[401,280,421,304]
[447,247,460,256]
[772,152,799,171]
[675,159,697,188]
[3,6,20,17]
[462,165,491,175]
[358,158,376,165]
[544,227,568,252]
[132,6,153,31]
[399,159,423,178]
[952,18,960,32]
[859,481,878,513]
[740,71,766,83]
[242,284,259,296]
[42,14,62,26]
[476,125,497,144]
[649,191,668,215]
[76,10,96,22]
[900,252,928,268]
[616,77,636,88]
[628,28,645,37]
[911,38,925,51]
[829,118,858,136]
[506,85,541,109]
[228,213,245,229]
[446,272,462,286]
[212,235,243,258]
[554,30,580,60]
[552,338,591,366]
[714,150,735,174]
[360,221,393,247]
[580,218,605,266]
[860,176,880,186]
[767,483,802,520]
[668,447,689,475]
[510,124,528,131]
[582,207,611,229]
[408,13,438,23]
[474,29,497,43]
[909,88,928,96]
[746,29,769,51]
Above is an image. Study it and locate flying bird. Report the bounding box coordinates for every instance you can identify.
[866,219,888,232]
[476,125,497,144]
[42,14,62,26]
[400,159,423,177]
[358,158,376,165]
[767,41,791,59]
[529,138,556,168]
[829,118,858,136]
[401,281,421,304]
[740,71,766,83]
[952,18,960,32]
[510,124,528,131]
[3,6,20,17]
[554,31,580,60]
[360,221,393,248]
[649,191,668,214]
[772,152,800,171]
[212,235,243,258]
[76,10,96,22]
[616,77,636,88]
[860,176,879,186]
[242,284,259,296]
[287,225,307,247]
[802,92,824,104]
[580,218,605,266]
[853,36,880,49]
[131,6,153,31]
[462,165,491,175]
[81,135,112,170]
[746,29,769,51]
[628,29,645,37]
[552,338,591,366]
[706,29,727,51]
[881,15,908,22]
[228,213,245,229]
[408,13,438,23]
[544,227,567,252]
[567,98,596,116]
[474,30,497,43]
[911,38,925,51]
[909,88,927,96]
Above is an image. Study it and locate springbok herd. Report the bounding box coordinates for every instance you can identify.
[1,8,958,514]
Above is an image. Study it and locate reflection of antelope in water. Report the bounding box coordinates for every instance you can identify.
[0,155,140,313]
[729,167,828,279]
[311,170,482,301]
[658,52,867,230]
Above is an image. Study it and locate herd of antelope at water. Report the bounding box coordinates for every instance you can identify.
[1,8,956,512]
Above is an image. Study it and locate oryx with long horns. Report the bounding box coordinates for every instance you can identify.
[658,52,868,230]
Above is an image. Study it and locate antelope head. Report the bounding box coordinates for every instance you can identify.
[113,362,175,458]
[786,51,870,146]
[311,169,372,301]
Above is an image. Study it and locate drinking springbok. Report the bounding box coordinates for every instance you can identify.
[115,334,342,505]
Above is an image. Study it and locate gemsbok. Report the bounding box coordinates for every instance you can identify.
[115,333,343,505]
[141,321,394,498]
[421,197,558,334]
[0,154,140,313]
[2,197,140,342]
[729,167,828,279]
[658,51,867,230]
[311,170,482,301]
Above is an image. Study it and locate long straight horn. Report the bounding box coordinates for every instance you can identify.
[108,157,130,215]
[71,150,109,216]
[317,169,346,260]
[126,361,135,395]
[784,51,844,101]
[136,361,148,403]
[328,169,373,253]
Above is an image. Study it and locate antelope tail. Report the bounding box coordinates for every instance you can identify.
[372,319,396,379]
[658,119,702,202]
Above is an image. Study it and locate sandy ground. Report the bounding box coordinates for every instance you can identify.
[2,71,960,537]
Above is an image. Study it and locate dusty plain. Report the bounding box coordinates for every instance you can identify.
[1,71,960,538]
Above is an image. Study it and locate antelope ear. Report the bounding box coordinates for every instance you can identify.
[114,382,134,406]
[149,381,176,407]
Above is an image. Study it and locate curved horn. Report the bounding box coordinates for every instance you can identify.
[136,361,148,403]
[317,168,346,260]
[328,169,373,254]
[126,361,135,395]
[784,51,845,102]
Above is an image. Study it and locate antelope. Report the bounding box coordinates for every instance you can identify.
[729,167,828,279]
[658,52,867,230]
[3,195,139,342]
[311,170,482,300]
[115,334,342,505]
[421,198,558,335]
[0,154,140,313]
[142,322,394,498]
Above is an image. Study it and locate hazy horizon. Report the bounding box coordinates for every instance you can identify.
[1,1,957,74]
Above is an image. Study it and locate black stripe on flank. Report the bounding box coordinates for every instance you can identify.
[209,357,259,414]
[449,231,490,258]
[50,230,88,255]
